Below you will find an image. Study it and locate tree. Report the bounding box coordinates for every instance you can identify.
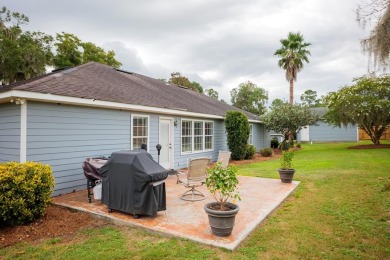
[206,88,219,99]
[300,89,322,107]
[324,74,390,145]
[274,32,311,104]
[230,81,268,115]
[53,32,82,68]
[190,81,204,93]
[168,72,203,93]
[0,7,53,85]
[270,98,285,109]
[357,0,390,70]
[53,33,122,69]
[224,111,250,160]
[262,102,319,149]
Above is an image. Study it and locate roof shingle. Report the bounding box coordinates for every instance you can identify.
[1,62,259,120]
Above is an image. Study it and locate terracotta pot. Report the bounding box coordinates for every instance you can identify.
[204,202,239,237]
[278,168,295,183]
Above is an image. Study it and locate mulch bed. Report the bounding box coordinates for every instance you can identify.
[348,144,390,149]
[0,204,108,248]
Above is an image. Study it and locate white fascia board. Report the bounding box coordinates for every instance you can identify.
[0,90,225,119]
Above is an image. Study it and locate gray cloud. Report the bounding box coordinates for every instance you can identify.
[2,0,384,104]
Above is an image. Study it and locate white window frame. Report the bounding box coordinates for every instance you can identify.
[248,124,253,145]
[131,114,150,150]
[181,119,214,154]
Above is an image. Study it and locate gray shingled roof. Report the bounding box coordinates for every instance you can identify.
[0,62,260,120]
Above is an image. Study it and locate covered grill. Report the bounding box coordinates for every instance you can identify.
[99,150,168,218]
[82,157,108,203]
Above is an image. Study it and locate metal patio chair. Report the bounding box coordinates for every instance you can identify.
[176,157,211,201]
[217,150,231,168]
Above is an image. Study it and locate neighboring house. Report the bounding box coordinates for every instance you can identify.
[297,107,358,142]
[0,62,269,196]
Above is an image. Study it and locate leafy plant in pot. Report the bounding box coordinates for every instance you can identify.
[278,148,295,183]
[204,162,241,236]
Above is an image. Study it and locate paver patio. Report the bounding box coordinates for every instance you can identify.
[52,175,299,250]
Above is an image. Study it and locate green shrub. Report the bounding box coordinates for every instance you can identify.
[224,111,250,160]
[296,143,302,148]
[270,137,279,148]
[0,161,55,227]
[260,148,273,157]
[245,144,256,159]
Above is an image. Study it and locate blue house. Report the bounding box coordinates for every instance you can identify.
[297,107,358,142]
[0,62,269,196]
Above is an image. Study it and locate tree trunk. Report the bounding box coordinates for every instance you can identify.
[289,79,294,104]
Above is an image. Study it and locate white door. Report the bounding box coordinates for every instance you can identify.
[159,119,173,169]
[300,125,310,142]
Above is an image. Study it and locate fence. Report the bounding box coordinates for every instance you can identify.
[359,128,390,140]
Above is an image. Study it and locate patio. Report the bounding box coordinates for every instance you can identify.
[52,175,299,250]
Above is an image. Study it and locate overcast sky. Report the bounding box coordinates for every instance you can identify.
[2,0,379,104]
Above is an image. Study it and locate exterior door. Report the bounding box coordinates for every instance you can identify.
[159,118,173,169]
[300,125,310,142]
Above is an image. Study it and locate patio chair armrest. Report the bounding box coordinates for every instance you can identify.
[176,171,188,184]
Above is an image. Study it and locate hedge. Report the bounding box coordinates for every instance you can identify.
[0,161,55,227]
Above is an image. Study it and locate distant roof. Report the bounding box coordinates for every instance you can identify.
[0,62,259,121]
[310,107,327,117]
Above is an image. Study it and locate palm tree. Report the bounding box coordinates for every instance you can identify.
[274,32,311,104]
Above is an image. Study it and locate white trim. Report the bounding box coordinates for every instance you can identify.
[20,100,27,163]
[131,114,150,151]
[0,90,263,123]
[159,117,175,169]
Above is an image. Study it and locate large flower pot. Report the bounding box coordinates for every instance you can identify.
[278,168,295,183]
[204,202,240,237]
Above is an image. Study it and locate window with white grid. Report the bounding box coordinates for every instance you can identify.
[181,120,213,154]
[248,124,253,144]
[132,115,148,150]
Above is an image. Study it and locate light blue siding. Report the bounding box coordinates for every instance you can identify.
[0,103,20,162]
[310,122,358,142]
[300,122,358,142]
[27,102,131,196]
[252,123,269,150]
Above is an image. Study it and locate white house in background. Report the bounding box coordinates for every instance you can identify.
[297,108,358,143]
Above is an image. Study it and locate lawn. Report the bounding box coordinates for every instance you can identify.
[1,141,390,259]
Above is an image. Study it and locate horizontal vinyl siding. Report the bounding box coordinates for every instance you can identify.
[309,122,358,142]
[0,103,20,162]
[148,115,159,159]
[26,102,131,196]
[252,123,267,151]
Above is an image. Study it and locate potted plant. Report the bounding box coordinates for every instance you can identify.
[204,162,241,236]
[278,148,295,183]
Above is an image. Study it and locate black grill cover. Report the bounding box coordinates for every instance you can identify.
[99,150,168,216]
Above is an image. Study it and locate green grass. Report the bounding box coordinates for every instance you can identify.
[1,141,389,259]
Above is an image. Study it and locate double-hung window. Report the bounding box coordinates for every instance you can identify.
[248,124,253,144]
[132,115,149,150]
[181,120,213,153]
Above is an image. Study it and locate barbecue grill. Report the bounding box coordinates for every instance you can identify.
[100,150,168,218]
[82,157,108,203]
